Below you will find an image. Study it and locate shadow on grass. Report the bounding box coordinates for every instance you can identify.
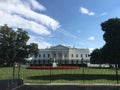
[27,74,119,81]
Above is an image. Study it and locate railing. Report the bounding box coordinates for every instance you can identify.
[0,63,120,84]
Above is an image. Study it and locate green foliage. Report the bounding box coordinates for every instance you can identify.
[90,48,103,64]
[28,43,39,57]
[101,18,120,64]
[90,18,120,64]
[101,18,120,44]
[0,25,39,66]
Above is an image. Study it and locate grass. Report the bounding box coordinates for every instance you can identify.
[0,67,119,84]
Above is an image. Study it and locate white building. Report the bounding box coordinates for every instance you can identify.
[30,45,90,66]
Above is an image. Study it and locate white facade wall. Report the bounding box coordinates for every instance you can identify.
[38,49,51,60]
[31,45,90,65]
[69,49,89,60]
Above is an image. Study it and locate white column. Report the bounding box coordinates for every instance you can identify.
[62,52,64,60]
[49,52,52,59]
[50,52,52,59]
[56,51,59,60]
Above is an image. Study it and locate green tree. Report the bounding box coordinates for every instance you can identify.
[0,24,17,66]
[101,18,120,64]
[100,18,120,83]
[0,24,39,78]
[90,48,102,64]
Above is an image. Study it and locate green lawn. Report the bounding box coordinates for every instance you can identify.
[0,67,119,84]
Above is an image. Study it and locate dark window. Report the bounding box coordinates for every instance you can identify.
[54,54,56,58]
[81,54,83,57]
[76,60,78,64]
[76,54,78,58]
[34,60,36,64]
[39,54,41,57]
[43,60,45,64]
[71,60,74,64]
[38,60,41,64]
[71,54,74,57]
[43,54,45,58]
[65,54,67,57]
[48,54,50,58]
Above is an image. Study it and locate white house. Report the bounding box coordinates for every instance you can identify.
[30,45,90,65]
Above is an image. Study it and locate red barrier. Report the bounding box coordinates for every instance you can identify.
[27,66,80,69]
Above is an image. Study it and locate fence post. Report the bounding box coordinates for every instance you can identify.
[115,64,119,84]
[13,63,15,80]
[49,59,52,83]
[81,57,84,83]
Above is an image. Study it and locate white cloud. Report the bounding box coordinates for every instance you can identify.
[28,35,52,49]
[89,12,95,16]
[88,37,95,40]
[89,48,95,53]
[0,10,51,35]
[0,0,60,35]
[80,7,89,14]
[98,12,108,17]
[0,0,61,48]
[80,7,95,16]
[30,0,46,11]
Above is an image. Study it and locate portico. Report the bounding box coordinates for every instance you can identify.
[30,44,90,65]
[51,51,69,60]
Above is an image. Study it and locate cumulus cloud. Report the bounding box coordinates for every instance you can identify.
[0,0,60,35]
[88,37,95,40]
[80,7,95,16]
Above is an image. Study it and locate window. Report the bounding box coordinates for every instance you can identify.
[43,54,45,58]
[34,60,36,64]
[48,54,50,58]
[86,54,88,57]
[54,53,56,58]
[65,54,67,57]
[43,60,45,64]
[38,60,41,64]
[34,55,37,58]
[81,54,83,57]
[71,54,74,57]
[71,60,74,64]
[39,54,41,57]
[76,54,78,58]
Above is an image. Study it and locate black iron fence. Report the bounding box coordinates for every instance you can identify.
[0,63,120,84]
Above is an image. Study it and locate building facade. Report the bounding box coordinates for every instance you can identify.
[30,45,90,65]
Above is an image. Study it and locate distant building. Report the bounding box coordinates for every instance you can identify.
[30,45,90,65]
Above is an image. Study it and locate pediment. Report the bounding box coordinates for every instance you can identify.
[50,45,69,50]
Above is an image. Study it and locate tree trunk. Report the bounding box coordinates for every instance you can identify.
[18,63,21,78]
[13,63,15,79]
[115,64,119,84]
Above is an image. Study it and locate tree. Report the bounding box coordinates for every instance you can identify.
[101,18,120,64]
[0,24,17,66]
[100,18,120,83]
[90,48,103,64]
[0,24,39,78]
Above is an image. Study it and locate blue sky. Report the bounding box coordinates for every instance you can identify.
[0,0,120,51]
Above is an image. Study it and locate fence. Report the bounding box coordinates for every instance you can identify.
[0,64,120,84]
